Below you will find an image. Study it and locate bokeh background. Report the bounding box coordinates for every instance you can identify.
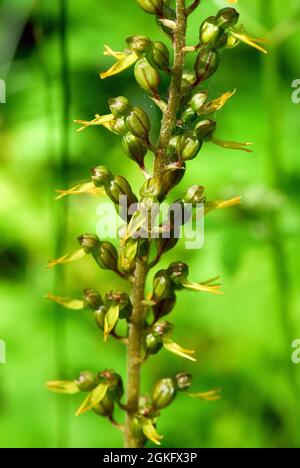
[0,0,300,448]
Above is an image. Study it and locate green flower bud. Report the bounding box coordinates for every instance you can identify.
[125,106,151,141]
[106,176,138,206]
[199,17,224,46]
[175,372,192,391]
[189,92,208,113]
[195,47,220,82]
[152,378,177,409]
[100,370,124,402]
[122,133,147,168]
[126,35,152,53]
[136,0,166,16]
[108,96,131,118]
[75,371,99,392]
[91,166,113,187]
[83,289,103,310]
[78,233,100,254]
[111,117,128,136]
[153,292,176,321]
[167,261,189,289]
[140,177,161,199]
[147,41,170,72]
[181,72,197,93]
[178,133,203,161]
[93,306,107,331]
[181,106,197,125]
[216,8,240,29]
[134,58,161,94]
[93,393,114,418]
[105,291,132,319]
[183,185,206,205]
[153,269,173,302]
[93,241,118,272]
[194,119,217,141]
[144,332,163,355]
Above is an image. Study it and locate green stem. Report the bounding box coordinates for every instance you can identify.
[124,0,188,448]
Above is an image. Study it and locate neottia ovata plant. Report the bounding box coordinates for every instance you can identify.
[46,0,266,448]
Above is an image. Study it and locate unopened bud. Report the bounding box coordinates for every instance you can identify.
[144,332,163,355]
[147,41,170,72]
[93,393,114,418]
[167,261,189,289]
[195,47,220,82]
[125,107,151,141]
[194,119,217,141]
[111,117,128,136]
[140,177,161,199]
[126,35,152,53]
[91,166,113,187]
[93,305,107,331]
[175,372,192,391]
[122,133,147,168]
[152,378,177,409]
[216,8,239,29]
[200,17,224,46]
[93,241,119,272]
[153,270,173,302]
[75,371,99,392]
[78,233,100,254]
[134,58,161,94]
[108,96,131,118]
[83,289,103,310]
[106,175,137,206]
[178,133,202,161]
[183,185,205,205]
[189,92,208,113]
[181,72,197,93]
[136,0,166,16]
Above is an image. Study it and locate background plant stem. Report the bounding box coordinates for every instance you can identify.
[124,0,188,448]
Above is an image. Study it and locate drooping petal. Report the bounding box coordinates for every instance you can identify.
[163,338,197,362]
[204,196,241,215]
[55,182,105,200]
[45,293,85,311]
[212,137,253,153]
[188,389,222,401]
[181,279,223,295]
[46,380,80,395]
[141,418,164,446]
[75,383,110,416]
[100,50,139,79]
[103,44,125,59]
[74,113,115,132]
[47,248,86,269]
[199,90,236,115]
[230,26,268,54]
[104,305,120,342]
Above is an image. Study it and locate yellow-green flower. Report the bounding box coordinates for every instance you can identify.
[100,45,139,79]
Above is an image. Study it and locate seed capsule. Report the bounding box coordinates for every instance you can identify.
[83,289,103,310]
[152,378,177,409]
[134,58,161,94]
[125,106,151,141]
[195,47,220,82]
[75,371,99,392]
[147,41,170,72]
[153,292,176,321]
[122,133,147,168]
[178,133,203,161]
[78,233,100,254]
[152,270,173,302]
[108,96,131,118]
[167,261,189,289]
[175,372,192,391]
[189,92,208,113]
[93,393,114,418]
[126,35,152,54]
[183,185,206,206]
[144,332,163,355]
[200,17,224,46]
[216,8,240,29]
[91,166,113,187]
[194,119,217,141]
[93,306,107,330]
[136,0,166,16]
[93,241,118,272]
[105,175,138,207]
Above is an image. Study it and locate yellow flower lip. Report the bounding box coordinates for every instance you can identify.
[230,26,268,54]
[100,45,139,79]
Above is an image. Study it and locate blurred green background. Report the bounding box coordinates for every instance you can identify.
[0,0,300,448]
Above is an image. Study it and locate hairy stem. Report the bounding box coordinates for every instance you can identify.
[124,0,188,448]
[125,258,148,448]
[154,0,187,182]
